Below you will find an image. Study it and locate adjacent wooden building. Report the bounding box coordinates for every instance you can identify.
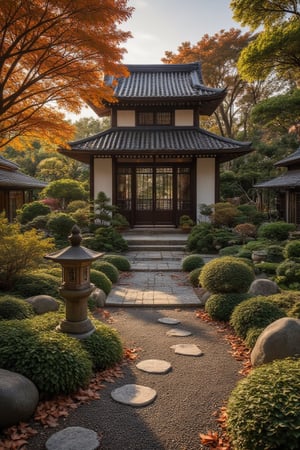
[256,147,300,225]
[61,63,252,227]
[0,155,47,221]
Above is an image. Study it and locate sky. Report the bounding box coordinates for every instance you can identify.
[73,0,247,120]
[121,0,246,64]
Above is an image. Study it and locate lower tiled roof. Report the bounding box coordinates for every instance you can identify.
[255,169,300,189]
[68,127,251,155]
[0,169,47,189]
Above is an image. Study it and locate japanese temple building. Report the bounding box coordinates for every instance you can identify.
[60,63,252,228]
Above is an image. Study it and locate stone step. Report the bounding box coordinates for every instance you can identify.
[128,244,186,251]
[126,238,187,245]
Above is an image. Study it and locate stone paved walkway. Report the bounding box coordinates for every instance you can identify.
[106,251,213,307]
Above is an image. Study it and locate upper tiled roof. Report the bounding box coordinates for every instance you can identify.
[105,63,225,101]
[66,127,251,162]
[275,147,300,167]
[255,169,300,189]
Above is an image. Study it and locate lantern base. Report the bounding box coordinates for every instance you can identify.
[57,318,95,340]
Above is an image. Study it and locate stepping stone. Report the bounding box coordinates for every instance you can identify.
[158,317,181,325]
[136,359,172,374]
[166,328,192,337]
[111,384,157,407]
[170,344,203,356]
[46,427,99,450]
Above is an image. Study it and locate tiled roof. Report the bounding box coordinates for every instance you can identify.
[105,63,226,100]
[255,169,300,189]
[0,154,19,171]
[68,127,251,155]
[275,147,300,167]
[0,169,47,189]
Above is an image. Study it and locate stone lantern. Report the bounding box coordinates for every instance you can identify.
[45,225,103,339]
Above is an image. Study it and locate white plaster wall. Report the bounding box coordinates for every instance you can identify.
[196,158,215,221]
[94,158,112,201]
[117,110,135,126]
[175,110,193,126]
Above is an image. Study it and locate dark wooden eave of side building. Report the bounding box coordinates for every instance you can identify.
[0,155,47,190]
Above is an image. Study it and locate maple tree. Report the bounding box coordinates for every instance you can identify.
[162,29,281,139]
[0,0,133,149]
[230,0,300,82]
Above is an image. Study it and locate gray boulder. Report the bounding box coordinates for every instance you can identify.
[251,317,300,367]
[0,369,39,428]
[25,295,59,314]
[90,288,106,307]
[248,278,280,296]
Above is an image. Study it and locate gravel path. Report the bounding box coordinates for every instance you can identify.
[26,307,242,450]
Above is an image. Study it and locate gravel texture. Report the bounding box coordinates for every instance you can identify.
[26,307,242,450]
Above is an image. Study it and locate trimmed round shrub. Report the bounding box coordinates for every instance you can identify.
[18,201,51,224]
[276,259,300,286]
[66,200,89,213]
[92,261,119,283]
[0,295,34,320]
[199,257,255,294]
[182,254,205,272]
[288,301,300,319]
[257,221,296,241]
[230,297,285,339]
[103,254,131,271]
[188,267,202,287]
[243,240,269,251]
[186,223,215,253]
[87,226,128,253]
[219,245,242,257]
[236,249,252,259]
[21,214,50,232]
[267,291,300,314]
[0,321,92,396]
[254,261,278,276]
[13,273,60,298]
[90,269,112,295]
[266,244,284,262]
[244,327,264,349]
[284,240,300,259]
[227,358,300,450]
[81,322,123,370]
[205,293,251,322]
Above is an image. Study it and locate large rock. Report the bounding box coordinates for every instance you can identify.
[251,317,300,367]
[248,279,280,296]
[89,288,106,307]
[25,295,59,314]
[0,369,39,428]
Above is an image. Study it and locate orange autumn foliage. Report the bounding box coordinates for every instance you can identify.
[0,0,133,148]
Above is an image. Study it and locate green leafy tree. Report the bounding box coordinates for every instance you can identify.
[231,0,300,83]
[0,213,54,289]
[40,179,88,209]
[73,117,110,140]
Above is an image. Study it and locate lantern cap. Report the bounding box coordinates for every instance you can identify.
[45,225,103,262]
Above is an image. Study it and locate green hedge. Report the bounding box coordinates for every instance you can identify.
[91,260,119,283]
[227,358,300,450]
[257,221,296,241]
[13,272,60,298]
[90,269,112,295]
[103,254,131,271]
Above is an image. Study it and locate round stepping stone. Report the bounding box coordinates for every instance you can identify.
[136,359,172,374]
[166,328,192,337]
[170,344,203,356]
[111,384,157,407]
[158,317,181,325]
[46,427,99,450]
